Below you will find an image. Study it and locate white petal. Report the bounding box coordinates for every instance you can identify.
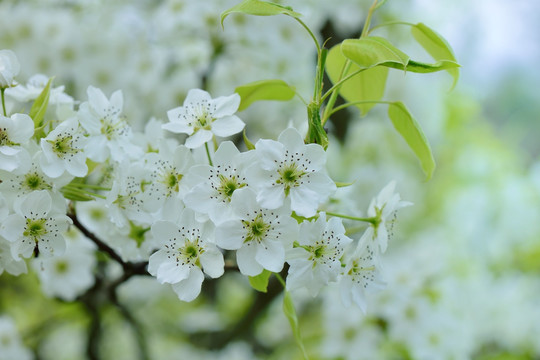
[214,141,240,165]
[171,267,204,302]
[236,244,263,276]
[200,247,224,278]
[151,221,180,246]
[184,88,211,105]
[9,114,34,143]
[38,234,66,257]
[21,190,52,217]
[157,260,190,284]
[290,186,319,217]
[213,93,241,118]
[185,129,212,149]
[256,184,285,210]
[86,86,109,117]
[211,115,245,137]
[277,127,304,154]
[1,215,25,242]
[215,221,245,250]
[255,240,285,273]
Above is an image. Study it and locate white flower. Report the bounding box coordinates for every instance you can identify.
[0,194,27,276]
[364,181,412,253]
[215,188,298,276]
[0,316,33,360]
[149,209,224,302]
[40,117,88,178]
[143,144,194,215]
[286,213,352,296]
[5,74,74,105]
[0,145,72,211]
[78,86,141,162]
[164,89,244,149]
[0,50,20,88]
[0,113,33,173]
[183,141,249,224]
[247,127,336,217]
[31,228,96,301]
[0,190,71,259]
[339,231,385,312]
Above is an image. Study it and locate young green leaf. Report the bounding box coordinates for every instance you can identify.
[383,59,460,74]
[411,23,459,88]
[283,290,309,359]
[341,37,409,70]
[29,77,53,129]
[235,79,296,111]
[243,129,256,150]
[221,0,301,28]
[326,44,389,116]
[248,269,272,292]
[335,180,355,188]
[387,102,435,180]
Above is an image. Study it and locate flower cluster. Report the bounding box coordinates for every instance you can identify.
[0,50,410,309]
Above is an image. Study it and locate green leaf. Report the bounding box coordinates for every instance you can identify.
[235,79,296,111]
[221,0,301,28]
[342,37,459,77]
[283,290,309,359]
[29,77,53,129]
[326,44,389,116]
[60,187,94,202]
[335,181,355,188]
[387,102,435,180]
[341,37,409,70]
[243,129,256,150]
[248,269,272,292]
[411,22,459,89]
[383,59,460,74]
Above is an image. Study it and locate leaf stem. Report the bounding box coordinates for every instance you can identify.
[1,88,6,116]
[325,211,378,225]
[367,20,415,35]
[205,142,214,166]
[325,100,392,119]
[294,18,320,54]
[321,68,366,103]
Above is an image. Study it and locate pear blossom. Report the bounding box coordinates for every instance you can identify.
[183,141,249,224]
[31,228,96,301]
[78,86,141,162]
[0,113,33,173]
[286,213,352,296]
[247,127,336,217]
[40,117,88,178]
[5,73,73,105]
[363,181,412,253]
[215,188,298,276]
[0,50,20,88]
[0,194,27,276]
[149,209,224,302]
[163,89,244,149]
[0,190,71,259]
[0,316,33,360]
[143,144,194,215]
[339,232,385,312]
[0,145,72,211]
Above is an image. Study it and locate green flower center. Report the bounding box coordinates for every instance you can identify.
[217,174,245,201]
[243,214,270,243]
[55,260,69,274]
[178,239,204,267]
[0,127,15,146]
[23,218,47,240]
[277,164,305,196]
[24,172,50,191]
[48,135,77,156]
